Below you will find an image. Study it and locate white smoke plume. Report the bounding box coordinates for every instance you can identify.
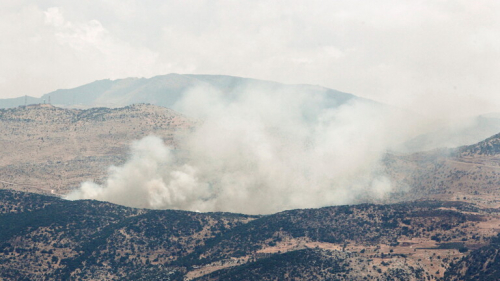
[65,86,418,214]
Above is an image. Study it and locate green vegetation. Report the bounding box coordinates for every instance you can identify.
[445,234,500,280]
[194,249,351,281]
[0,189,493,280]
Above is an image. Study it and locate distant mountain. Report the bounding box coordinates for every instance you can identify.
[0,74,359,110]
[0,95,44,108]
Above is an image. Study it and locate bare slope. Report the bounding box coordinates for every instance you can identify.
[0,103,192,195]
[386,132,500,208]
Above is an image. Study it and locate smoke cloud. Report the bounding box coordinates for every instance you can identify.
[65,86,417,214]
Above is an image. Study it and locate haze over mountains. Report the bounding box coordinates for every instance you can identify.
[2,74,500,213]
[402,115,500,153]
[1,74,498,153]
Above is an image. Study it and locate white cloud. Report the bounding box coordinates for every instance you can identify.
[0,4,163,97]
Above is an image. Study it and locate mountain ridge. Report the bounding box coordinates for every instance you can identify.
[0,74,360,110]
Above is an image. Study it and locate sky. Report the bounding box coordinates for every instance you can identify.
[1,0,500,117]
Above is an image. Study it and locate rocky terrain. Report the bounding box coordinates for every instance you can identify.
[0,103,193,195]
[1,188,500,280]
[386,132,500,208]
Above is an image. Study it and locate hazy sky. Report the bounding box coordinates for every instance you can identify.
[1,1,499,117]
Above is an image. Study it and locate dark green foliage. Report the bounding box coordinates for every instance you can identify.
[0,189,251,280]
[194,249,350,281]
[445,234,500,280]
[179,200,474,266]
[437,242,465,250]
[459,133,500,156]
[0,189,61,214]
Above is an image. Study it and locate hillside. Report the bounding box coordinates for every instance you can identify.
[0,189,254,280]
[385,132,500,208]
[458,132,500,157]
[444,233,500,280]
[1,189,500,280]
[0,103,192,195]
